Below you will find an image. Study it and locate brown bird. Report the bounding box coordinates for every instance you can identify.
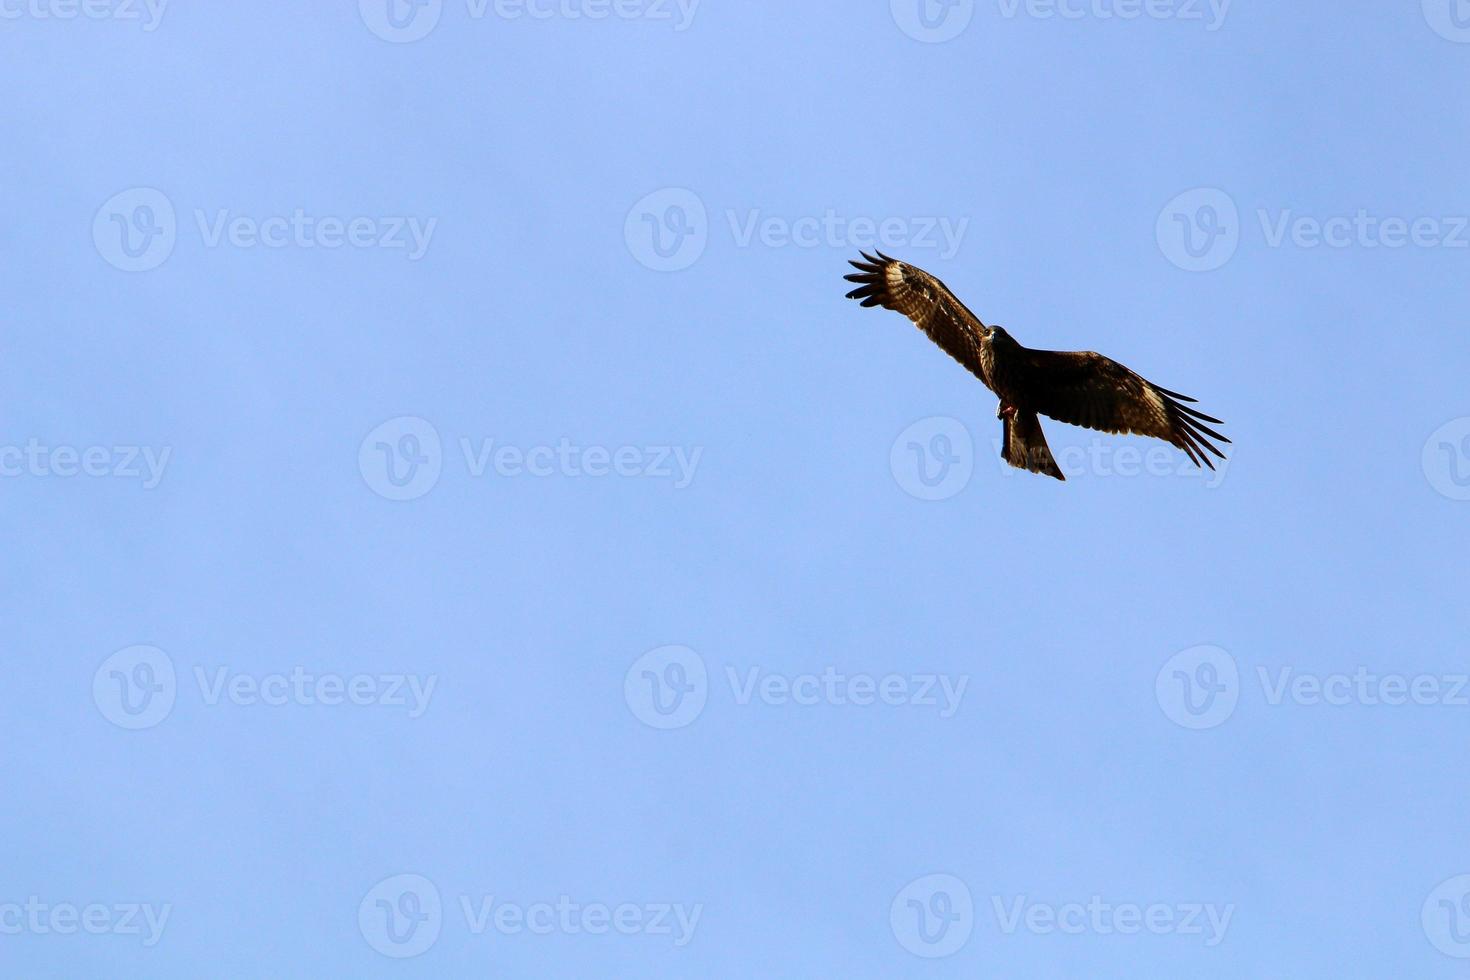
[844,252,1228,481]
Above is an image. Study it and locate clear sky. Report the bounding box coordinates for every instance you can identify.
[5,1,1470,976]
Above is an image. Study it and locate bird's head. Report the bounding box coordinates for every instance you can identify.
[987,325,1012,345]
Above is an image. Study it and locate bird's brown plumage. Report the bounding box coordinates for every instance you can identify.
[844,251,992,387]
[844,251,1229,480]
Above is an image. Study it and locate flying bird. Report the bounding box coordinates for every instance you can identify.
[844,252,1228,481]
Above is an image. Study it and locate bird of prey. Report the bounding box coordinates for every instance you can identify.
[844,252,1228,481]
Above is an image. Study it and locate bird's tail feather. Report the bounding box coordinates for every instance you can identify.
[1003,411,1065,481]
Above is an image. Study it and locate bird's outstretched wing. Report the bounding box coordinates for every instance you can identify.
[844,251,992,389]
[1019,349,1230,469]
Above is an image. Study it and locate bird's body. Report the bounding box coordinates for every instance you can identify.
[844,252,1229,481]
[978,328,1026,414]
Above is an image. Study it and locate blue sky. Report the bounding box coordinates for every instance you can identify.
[5,0,1470,976]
